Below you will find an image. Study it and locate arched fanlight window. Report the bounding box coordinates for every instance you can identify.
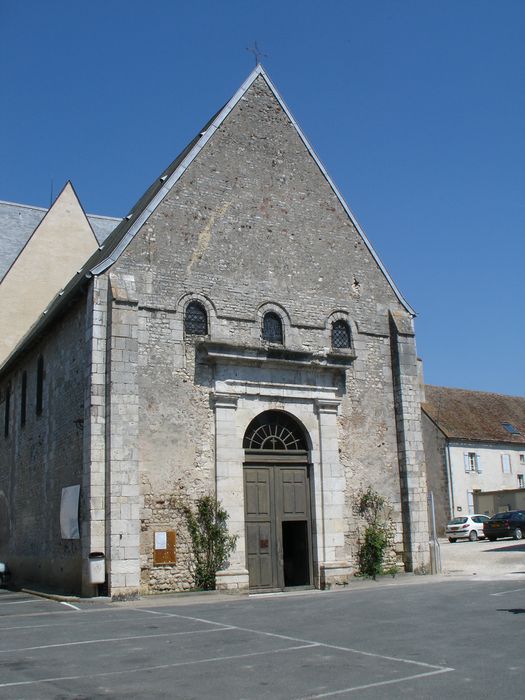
[184,301,208,336]
[331,320,351,349]
[243,411,307,451]
[262,312,283,344]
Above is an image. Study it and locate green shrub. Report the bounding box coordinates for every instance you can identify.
[355,486,394,580]
[181,495,237,591]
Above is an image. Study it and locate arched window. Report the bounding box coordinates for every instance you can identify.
[331,320,351,349]
[184,301,208,336]
[243,411,307,451]
[262,312,283,344]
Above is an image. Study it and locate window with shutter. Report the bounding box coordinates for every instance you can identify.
[464,452,477,472]
[467,490,474,514]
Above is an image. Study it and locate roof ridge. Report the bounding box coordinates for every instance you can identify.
[0,198,120,221]
[426,384,525,400]
[0,199,48,212]
[86,212,122,221]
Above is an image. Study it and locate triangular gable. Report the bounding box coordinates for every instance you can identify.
[1,66,416,374]
[0,181,100,364]
[88,65,414,315]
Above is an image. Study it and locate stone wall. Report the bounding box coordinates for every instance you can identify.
[421,412,450,536]
[107,75,429,591]
[0,299,87,594]
[389,314,430,572]
[0,74,431,597]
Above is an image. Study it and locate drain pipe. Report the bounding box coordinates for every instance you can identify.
[445,443,455,518]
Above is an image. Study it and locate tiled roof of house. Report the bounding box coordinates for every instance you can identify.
[0,200,120,281]
[423,385,525,444]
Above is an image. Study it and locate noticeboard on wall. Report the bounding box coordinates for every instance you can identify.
[60,485,80,539]
[153,530,176,565]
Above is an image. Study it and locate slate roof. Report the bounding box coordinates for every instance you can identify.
[423,385,525,445]
[0,200,120,281]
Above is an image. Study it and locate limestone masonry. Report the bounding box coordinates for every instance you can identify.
[0,66,430,597]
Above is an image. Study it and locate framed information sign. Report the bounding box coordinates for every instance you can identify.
[153,530,176,565]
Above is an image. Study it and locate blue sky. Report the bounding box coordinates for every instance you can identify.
[1,1,524,395]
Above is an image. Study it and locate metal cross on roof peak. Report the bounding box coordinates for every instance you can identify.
[246,41,267,67]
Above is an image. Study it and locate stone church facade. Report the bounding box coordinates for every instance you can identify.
[0,66,429,598]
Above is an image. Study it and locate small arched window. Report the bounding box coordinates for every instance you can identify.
[184,301,208,336]
[331,320,351,349]
[262,312,283,344]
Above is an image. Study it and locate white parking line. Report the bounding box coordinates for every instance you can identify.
[152,610,452,672]
[0,609,179,632]
[490,587,525,596]
[0,606,455,694]
[60,601,81,610]
[0,643,318,689]
[301,668,453,698]
[0,605,132,621]
[0,625,234,654]
[0,599,47,605]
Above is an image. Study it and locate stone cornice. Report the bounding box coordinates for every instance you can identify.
[315,398,341,414]
[212,392,240,409]
[200,341,355,371]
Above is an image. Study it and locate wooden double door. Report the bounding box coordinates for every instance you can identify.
[244,463,313,590]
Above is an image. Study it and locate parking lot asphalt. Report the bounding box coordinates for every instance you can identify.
[439,536,525,578]
[1,575,525,699]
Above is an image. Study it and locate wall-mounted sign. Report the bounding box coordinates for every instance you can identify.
[60,485,80,539]
[155,531,167,549]
[153,530,176,565]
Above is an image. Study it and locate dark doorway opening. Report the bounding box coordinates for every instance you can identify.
[243,410,313,591]
[282,520,310,587]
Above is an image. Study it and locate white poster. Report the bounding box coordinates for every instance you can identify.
[60,485,80,539]
[155,531,167,549]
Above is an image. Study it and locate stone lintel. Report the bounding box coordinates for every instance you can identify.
[201,341,355,371]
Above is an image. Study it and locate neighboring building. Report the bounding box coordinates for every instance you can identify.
[0,183,119,364]
[422,385,525,534]
[0,65,430,598]
[475,488,525,515]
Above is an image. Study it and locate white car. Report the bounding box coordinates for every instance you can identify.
[446,514,490,542]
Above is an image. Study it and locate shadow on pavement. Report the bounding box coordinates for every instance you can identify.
[483,543,525,553]
[498,608,525,615]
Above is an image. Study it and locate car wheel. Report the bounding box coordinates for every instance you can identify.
[448,538,457,543]
[488,536,497,542]
[512,528,523,540]
[469,530,478,541]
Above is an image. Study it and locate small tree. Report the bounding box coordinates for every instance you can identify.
[355,486,394,580]
[182,495,237,590]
